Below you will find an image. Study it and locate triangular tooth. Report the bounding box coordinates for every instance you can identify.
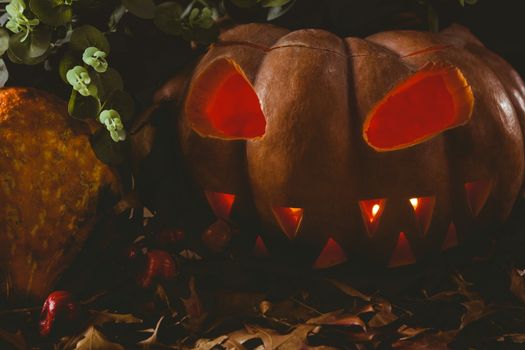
[272,207,304,240]
[409,196,436,235]
[465,180,492,217]
[205,191,236,219]
[442,223,458,250]
[359,199,386,236]
[388,232,416,268]
[253,235,269,257]
[312,238,347,269]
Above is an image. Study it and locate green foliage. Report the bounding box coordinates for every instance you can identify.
[122,0,155,19]
[103,90,135,124]
[29,0,72,26]
[7,26,51,65]
[153,1,219,43]
[153,2,183,36]
[59,50,81,82]
[70,25,110,53]
[90,127,127,165]
[0,29,10,57]
[68,90,101,119]
[82,46,108,73]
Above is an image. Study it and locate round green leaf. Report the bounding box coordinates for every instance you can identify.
[266,0,295,20]
[6,49,23,64]
[0,29,10,57]
[7,27,51,65]
[153,2,183,36]
[104,90,135,124]
[29,0,72,26]
[70,25,110,53]
[59,50,82,83]
[90,128,127,165]
[261,0,291,7]
[96,68,124,102]
[122,0,155,19]
[0,59,9,87]
[68,90,101,119]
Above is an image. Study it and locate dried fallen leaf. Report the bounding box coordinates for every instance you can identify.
[89,310,143,326]
[397,325,430,341]
[138,316,164,349]
[392,330,456,350]
[368,298,398,328]
[327,279,371,301]
[459,299,501,331]
[307,310,366,330]
[75,326,124,350]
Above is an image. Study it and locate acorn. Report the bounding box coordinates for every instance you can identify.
[202,219,233,254]
[39,290,81,338]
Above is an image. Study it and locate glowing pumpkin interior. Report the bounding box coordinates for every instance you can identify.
[185,58,266,140]
[364,66,474,151]
[272,206,304,239]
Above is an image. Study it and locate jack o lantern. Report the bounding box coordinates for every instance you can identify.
[0,87,120,303]
[171,23,525,268]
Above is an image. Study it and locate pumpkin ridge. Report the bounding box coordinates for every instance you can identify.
[400,44,454,58]
[217,40,369,59]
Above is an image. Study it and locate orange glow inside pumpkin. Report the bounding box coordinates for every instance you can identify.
[364,66,474,151]
[273,207,304,239]
[185,58,266,140]
[464,179,492,217]
[359,199,386,236]
[442,223,458,250]
[388,232,416,268]
[254,235,269,257]
[409,196,436,235]
[205,191,236,219]
[312,238,347,269]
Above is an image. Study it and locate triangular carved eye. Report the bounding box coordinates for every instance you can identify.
[272,207,304,240]
[442,223,458,250]
[363,65,474,151]
[205,191,236,219]
[359,199,386,236]
[312,238,347,269]
[465,180,492,217]
[185,58,266,140]
[253,235,270,257]
[409,196,435,235]
[388,232,416,268]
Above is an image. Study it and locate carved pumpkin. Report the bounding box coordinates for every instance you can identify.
[173,24,525,268]
[0,88,120,303]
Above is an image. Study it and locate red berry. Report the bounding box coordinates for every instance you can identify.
[139,250,177,288]
[202,220,233,254]
[39,291,81,337]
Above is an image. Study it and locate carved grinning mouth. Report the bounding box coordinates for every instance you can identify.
[204,178,492,269]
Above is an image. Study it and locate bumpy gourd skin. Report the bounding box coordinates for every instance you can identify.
[0,87,119,303]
